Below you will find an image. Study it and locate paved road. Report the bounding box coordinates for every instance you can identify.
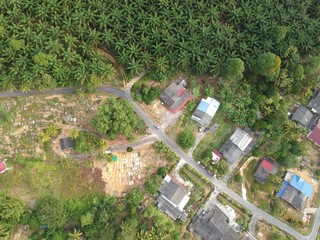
[1,86,319,240]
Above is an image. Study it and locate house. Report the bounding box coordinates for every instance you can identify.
[0,161,7,174]
[308,90,320,114]
[189,205,240,240]
[212,150,222,163]
[156,175,190,221]
[220,127,255,164]
[308,119,320,146]
[60,137,74,151]
[291,106,317,130]
[160,81,192,114]
[278,172,314,210]
[191,97,220,126]
[254,158,279,184]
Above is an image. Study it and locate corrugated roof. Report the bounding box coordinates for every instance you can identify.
[308,90,320,113]
[290,175,314,198]
[292,106,314,128]
[308,120,320,145]
[191,97,220,126]
[260,158,275,171]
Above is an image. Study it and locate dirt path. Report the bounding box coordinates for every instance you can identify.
[239,156,259,200]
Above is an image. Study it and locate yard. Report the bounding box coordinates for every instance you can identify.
[256,220,295,240]
[179,164,211,221]
[193,110,236,161]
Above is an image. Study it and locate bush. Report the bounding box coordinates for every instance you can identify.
[157,167,167,177]
[177,130,196,149]
[127,146,133,152]
[234,174,243,183]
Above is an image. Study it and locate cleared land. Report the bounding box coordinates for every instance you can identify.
[94,145,167,197]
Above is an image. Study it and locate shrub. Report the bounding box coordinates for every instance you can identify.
[177,130,196,149]
[157,167,167,177]
[127,146,133,152]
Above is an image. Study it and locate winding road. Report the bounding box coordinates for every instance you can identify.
[1,83,319,240]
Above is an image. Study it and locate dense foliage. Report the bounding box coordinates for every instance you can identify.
[0,0,319,88]
[92,98,138,140]
[0,194,25,239]
[177,129,196,149]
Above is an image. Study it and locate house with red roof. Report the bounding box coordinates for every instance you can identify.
[160,80,192,114]
[308,120,320,146]
[212,150,222,163]
[0,161,7,174]
[254,158,279,184]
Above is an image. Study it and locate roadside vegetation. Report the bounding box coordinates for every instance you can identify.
[217,193,252,231]
[179,164,211,220]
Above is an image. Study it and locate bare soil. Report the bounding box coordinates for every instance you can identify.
[94,144,167,196]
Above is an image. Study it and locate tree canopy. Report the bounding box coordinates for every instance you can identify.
[177,129,196,149]
[35,197,67,229]
[221,58,245,81]
[92,98,138,140]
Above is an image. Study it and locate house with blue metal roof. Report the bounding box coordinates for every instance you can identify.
[191,97,220,126]
[278,172,314,210]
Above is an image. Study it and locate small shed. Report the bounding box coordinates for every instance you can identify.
[112,155,118,162]
[212,150,222,163]
[60,137,74,151]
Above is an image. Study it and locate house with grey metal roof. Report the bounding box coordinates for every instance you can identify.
[191,97,220,126]
[308,90,320,114]
[291,106,317,130]
[220,127,255,164]
[254,158,279,184]
[156,175,190,221]
[189,205,240,240]
[160,81,192,114]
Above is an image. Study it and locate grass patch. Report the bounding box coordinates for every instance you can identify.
[179,164,211,219]
[1,157,104,203]
[217,192,251,231]
[193,110,236,160]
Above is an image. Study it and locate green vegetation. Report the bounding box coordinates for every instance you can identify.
[144,172,164,195]
[74,131,108,154]
[0,194,25,239]
[1,0,318,82]
[153,141,180,163]
[35,197,67,229]
[39,124,60,143]
[132,82,161,105]
[0,104,14,125]
[217,193,251,231]
[179,164,211,216]
[177,129,196,149]
[92,98,139,140]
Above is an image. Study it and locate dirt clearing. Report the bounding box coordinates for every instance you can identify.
[94,144,167,196]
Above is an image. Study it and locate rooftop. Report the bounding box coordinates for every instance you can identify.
[157,175,190,221]
[254,158,279,184]
[191,97,220,126]
[189,205,240,240]
[308,120,320,146]
[278,173,314,210]
[291,106,315,129]
[308,90,320,114]
[230,128,253,152]
[161,81,192,114]
[220,127,255,164]
[60,137,74,151]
